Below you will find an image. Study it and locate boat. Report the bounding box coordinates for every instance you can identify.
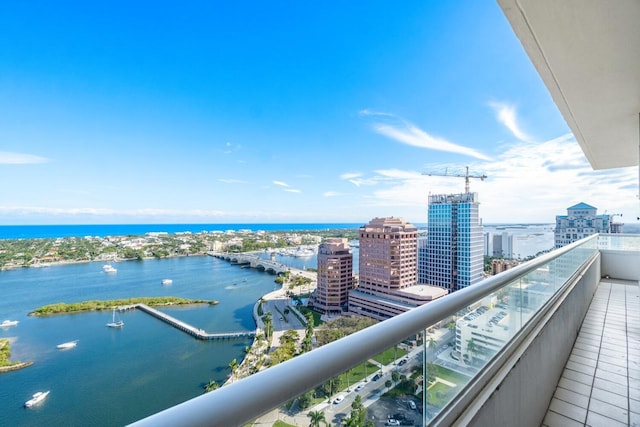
[102,264,117,273]
[24,391,50,408]
[0,319,19,328]
[56,340,78,350]
[161,279,173,285]
[106,309,124,328]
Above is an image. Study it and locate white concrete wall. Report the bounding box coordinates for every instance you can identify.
[601,249,640,281]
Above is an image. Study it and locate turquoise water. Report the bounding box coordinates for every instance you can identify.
[0,256,279,426]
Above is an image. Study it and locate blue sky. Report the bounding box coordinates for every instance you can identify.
[0,1,636,225]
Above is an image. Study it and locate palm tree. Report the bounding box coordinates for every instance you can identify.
[228,358,239,382]
[203,379,219,393]
[307,410,326,427]
[428,336,438,358]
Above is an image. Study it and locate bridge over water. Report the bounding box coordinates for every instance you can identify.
[210,253,290,275]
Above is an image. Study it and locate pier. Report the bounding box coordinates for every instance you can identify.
[128,304,255,341]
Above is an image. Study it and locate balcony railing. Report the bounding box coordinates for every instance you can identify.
[131,234,613,427]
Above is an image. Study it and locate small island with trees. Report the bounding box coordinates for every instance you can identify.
[29,296,218,316]
[0,339,33,373]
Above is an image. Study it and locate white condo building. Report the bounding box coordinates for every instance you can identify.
[427,192,484,292]
[554,202,610,248]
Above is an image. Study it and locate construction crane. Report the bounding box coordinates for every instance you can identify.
[422,166,487,193]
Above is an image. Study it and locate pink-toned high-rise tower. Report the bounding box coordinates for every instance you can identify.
[349,217,447,320]
[313,238,354,314]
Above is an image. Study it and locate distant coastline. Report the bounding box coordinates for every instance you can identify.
[0,223,367,240]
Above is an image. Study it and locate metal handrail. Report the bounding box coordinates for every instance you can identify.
[130,235,598,427]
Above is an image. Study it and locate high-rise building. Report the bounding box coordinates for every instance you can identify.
[426,192,484,292]
[348,217,447,320]
[312,238,354,314]
[417,235,428,284]
[554,202,610,248]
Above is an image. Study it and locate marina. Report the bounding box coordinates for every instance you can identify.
[0,255,277,426]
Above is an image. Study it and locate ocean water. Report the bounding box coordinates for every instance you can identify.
[0,256,279,426]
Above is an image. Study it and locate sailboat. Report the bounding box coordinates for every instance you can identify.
[106,309,124,328]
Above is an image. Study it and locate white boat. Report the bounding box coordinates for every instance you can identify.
[102,264,117,273]
[161,279,173,285]
[106,309,124,328]
[24,391,50,408]
[0,319,19,327]
[56,340,78,350]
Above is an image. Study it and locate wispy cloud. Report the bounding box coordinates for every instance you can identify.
[359,110,492,161]
[284,189,301,193]
[489,102,531,142]
[323,191,346,197]
[272,180,290,187]
[340,132,637,223]
[222,141,242,155]
[218,178,247,184]
[0,151,50,164]
[340,172,362,180]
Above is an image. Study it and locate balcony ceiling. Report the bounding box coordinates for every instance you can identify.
[498,0,640,170]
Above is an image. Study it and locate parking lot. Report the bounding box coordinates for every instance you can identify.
[364,396,421,426]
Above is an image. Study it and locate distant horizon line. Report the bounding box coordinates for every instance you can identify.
[0,221,556,227]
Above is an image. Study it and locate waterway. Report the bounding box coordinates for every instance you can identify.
[0,256,279,426]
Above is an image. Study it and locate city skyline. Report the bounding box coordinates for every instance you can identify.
[1,2,636,226]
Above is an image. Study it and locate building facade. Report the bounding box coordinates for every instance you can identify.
[427,192,484,292]
[313,238,354,314]
[554,202,610,248]
[348,217,447,320]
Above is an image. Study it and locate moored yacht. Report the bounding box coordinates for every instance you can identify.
[24,391,50,408]
[0,319,18,328]
[56,340,78,350]
[102,264,117,273]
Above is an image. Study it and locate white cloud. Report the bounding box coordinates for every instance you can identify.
[272,180,290,187]
[361,111,492,161]
[348,178,378,187]
[489,102,531,142]
[340,172,362,180]
[343,133,638,223]
[0,151,50,164]
[323,191,346,197]
[284,189,301,193]
[218,178,247,184]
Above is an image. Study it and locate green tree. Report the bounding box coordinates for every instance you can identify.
[203,379,219,393]
[307,410,326,427]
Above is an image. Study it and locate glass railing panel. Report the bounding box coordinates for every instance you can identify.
[598,233,640,251]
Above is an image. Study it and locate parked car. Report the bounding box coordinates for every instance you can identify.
[355,383,364,391]
[333,394,345,404]
[386,419,401,426]
[407,400,417,410]
[398,358,407,366]
[372,373,382,381]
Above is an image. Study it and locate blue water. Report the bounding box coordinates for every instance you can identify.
[0,256,282,426]
[0,223,363,240]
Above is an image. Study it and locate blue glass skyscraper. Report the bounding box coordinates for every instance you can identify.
[426,192,483,292]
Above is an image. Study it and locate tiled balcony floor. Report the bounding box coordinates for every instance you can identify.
[543,279,640,427]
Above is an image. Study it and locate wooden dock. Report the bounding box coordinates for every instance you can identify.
[128,304,255,341]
